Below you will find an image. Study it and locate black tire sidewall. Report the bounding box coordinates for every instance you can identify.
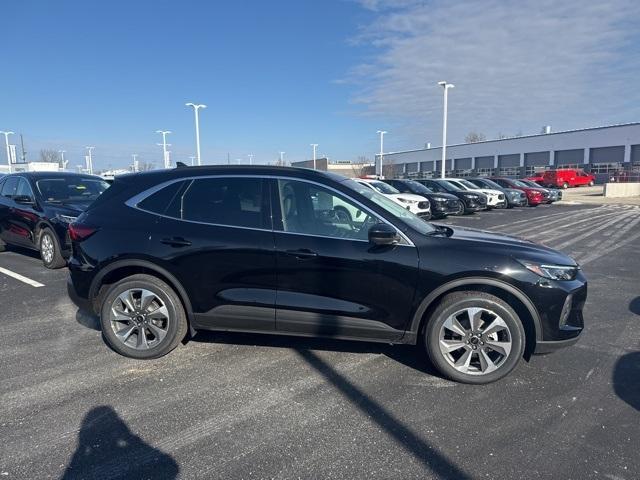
[425,293,525,384]
[100,276,186,359]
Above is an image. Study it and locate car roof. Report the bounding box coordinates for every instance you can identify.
[5,171,104,180]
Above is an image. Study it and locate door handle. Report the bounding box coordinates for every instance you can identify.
[160,237,192,247]
[285,248,318,259]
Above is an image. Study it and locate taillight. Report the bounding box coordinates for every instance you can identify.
[68,223,98,241]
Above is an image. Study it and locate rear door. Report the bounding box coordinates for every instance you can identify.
[146,176,277,332]
[7,177,39,247]
[0,177,20,245]
[271,177,419,341]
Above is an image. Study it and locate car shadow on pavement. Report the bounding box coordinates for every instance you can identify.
[613,352,640,412]
[60,405,179,480]
[75,309,101,330]
[297,349,471,479]
[629,297,640,315]
[193,330,442,377]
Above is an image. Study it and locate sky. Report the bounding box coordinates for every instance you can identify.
[1,0,639,170]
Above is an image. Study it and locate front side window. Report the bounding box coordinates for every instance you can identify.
[166,177,265,229]
[16,178,34,199]
[277,179,381,241]
[36,177,109,202]
[1,177,19,198]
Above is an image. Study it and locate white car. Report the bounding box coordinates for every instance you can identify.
[444,178,507,209]
[354,178,431,219]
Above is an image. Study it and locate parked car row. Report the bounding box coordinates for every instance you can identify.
[0,167,586,385]
[526,168,595,189]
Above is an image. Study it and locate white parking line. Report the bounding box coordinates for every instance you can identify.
[0,267,45,288]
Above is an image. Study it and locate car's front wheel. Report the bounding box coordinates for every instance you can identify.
[99,274,188,359]
[39,228,66,269]
[425,292,525,384]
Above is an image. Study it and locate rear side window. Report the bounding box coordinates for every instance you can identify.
[1,177,18,198]
[138,181,185,215]
[166,177,266,229]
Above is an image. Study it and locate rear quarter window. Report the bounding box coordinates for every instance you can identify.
[137,181,185,215]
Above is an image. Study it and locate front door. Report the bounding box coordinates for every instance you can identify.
[271,178,419,341]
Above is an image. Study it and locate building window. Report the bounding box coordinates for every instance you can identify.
[590,162,623,174]
[475,168,494,177]
[555,163,580,170]
[453,169,473,177]
[498,167,520,177]
[524,165,550,176]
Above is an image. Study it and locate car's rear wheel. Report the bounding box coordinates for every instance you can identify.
[40,228,66,269]
[588,180,594,186]
[562,182,569,189]
[424,292,525,384]
[100,274,188,359]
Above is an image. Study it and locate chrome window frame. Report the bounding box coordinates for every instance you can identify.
[125,174,415,247]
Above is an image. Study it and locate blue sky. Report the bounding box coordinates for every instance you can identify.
[2,0,639,170]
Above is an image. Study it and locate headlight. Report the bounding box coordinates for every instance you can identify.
[397,197,418,204]
[519,260,578,280]
[433,197,448,202]
[463,193,479,199]
[55,214,79,224]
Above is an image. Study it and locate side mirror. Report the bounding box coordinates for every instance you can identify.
[14,195,35,206]
[368,223,400,246]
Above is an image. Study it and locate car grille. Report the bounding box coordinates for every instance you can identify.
[478,196,487,205]
[498,194,504,200]
[447,199,459,208]
[418,201,429,209]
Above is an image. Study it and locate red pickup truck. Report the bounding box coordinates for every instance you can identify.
[542,169,595,189]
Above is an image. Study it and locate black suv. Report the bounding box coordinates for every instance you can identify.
[0,172,109,268]
[67,166,586,384]
[383,179,462,218]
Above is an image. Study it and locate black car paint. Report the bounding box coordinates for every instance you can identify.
[467,178,528,208]
[67,166,586,353]
[415,179,487,214]
[383,179,462,217]
[0,172,101,257]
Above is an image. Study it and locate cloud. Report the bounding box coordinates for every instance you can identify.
[348,0,640,145]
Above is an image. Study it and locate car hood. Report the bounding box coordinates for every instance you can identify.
[387,193,427,202]
[504,188,524,195]
[44,200,92,216]
[441,225,577,266]
[469,188,501,196]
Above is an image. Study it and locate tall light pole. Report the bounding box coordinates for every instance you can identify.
[85,146,95,174]
[132,154,139,172]
[189,156,196,166]
[59,150,67,170]
[310,144,318,170]
[279,151,285,165]
[376,130,387,177]
[248,154,253,165]
[185,102,206,165]
[155,130,171,168]
[1,131,14,173]
[438,81,455,179]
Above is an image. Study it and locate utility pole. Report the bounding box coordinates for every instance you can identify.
[279,151,285,166]
[59,150,67,170]
[310,144,318,170]
[185,102,206,165]
[376,130,387,177]
[189,156,196,166]
[20,134,26,163]
[438,81,455,179]
[0,131,14,173]
[248,154,253,165]
[132,154,139,172]
[156,130,171,168]
[85,146,95,174]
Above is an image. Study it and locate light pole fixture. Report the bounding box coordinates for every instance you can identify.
[85,146,95,174]
[189,156,196,166]
[310,144,318,170]
[185,102,206,166]
[438,81,455,179]
[0,131,14,173]
[156,130,172,168]
[376,130,387,177]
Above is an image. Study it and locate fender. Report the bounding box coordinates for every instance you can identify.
[405,277,542,344]
[89,258,195,330]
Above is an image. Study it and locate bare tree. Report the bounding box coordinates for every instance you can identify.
[39,149,60,163]
[465,131,486,143]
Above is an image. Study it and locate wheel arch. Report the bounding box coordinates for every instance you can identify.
[89,259,196,338]
[406,277,542,358]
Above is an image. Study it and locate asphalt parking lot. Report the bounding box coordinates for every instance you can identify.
[1,202,639,479]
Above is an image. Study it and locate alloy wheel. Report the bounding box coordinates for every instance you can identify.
[41,234,54,264]
[438,307,513,375]
[109,288,170,350]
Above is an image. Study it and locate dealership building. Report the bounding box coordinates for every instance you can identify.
[381,122,640,183]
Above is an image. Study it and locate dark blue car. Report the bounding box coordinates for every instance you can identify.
[0,172,109,268]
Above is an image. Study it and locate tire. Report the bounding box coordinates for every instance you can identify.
[562,182,569,189]
[39,228,66,269]
[99,274,188,359]
[588,180,594,187]
[424,291,525,384]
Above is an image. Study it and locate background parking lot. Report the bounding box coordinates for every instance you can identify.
[1,203,639,479]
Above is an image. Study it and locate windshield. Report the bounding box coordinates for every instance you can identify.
[520,180,539,187]
[510,179,531,188]
[367,180,400,194]
[406,180,434,194]
[436,180,462,192]
[476,178,503,190]
[36,178,110,203]
[458,179,481,190]
[343,179,435,235]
